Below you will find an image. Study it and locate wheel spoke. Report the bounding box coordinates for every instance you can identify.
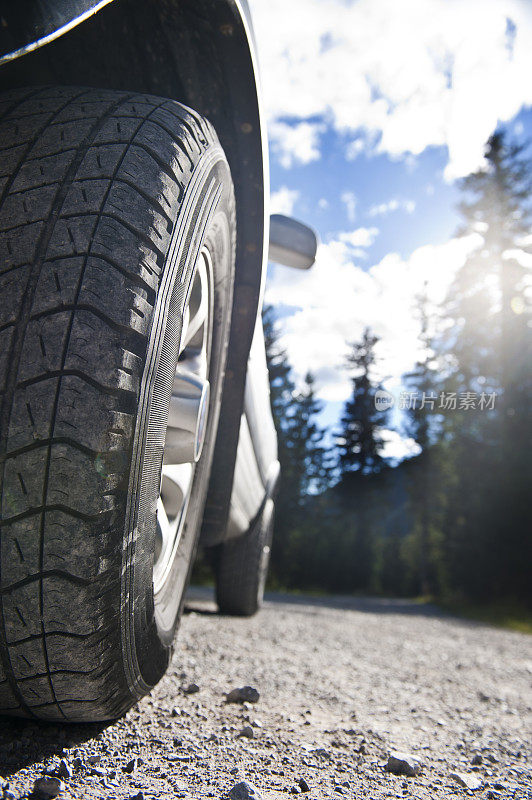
[181,256,209,351]
[154,247,213,594]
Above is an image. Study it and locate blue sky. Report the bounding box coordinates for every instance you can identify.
[248,0,532,457]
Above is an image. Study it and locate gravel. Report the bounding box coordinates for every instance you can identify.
[0,588,530,799]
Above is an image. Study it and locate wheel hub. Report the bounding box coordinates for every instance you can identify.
[165,369,210,464]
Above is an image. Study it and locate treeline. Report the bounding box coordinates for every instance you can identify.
[266,132,531,605]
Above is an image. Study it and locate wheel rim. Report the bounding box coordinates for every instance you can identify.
[153,247,213,595]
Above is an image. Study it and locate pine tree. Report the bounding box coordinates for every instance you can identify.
[335,328,389,590]
[441,131,531,601]
[290,373,330,495]
[337,327,388,476]
[402,287,442,595]
[447,132,530,409]
[262,305,330,586]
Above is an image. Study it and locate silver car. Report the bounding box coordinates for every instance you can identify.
[0,0,316,721]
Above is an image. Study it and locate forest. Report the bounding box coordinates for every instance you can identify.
[264,132,531,608]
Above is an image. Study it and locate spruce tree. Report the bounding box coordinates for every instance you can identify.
[262,305,330,586]
[402,287,442,595]
[337,327,388,476]
[442,131,531,601]
[336,327,389,590]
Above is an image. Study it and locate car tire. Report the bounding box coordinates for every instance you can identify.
[0,87,235,721]
[215,498,274,617]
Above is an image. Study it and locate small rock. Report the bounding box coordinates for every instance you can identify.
[290,787,300,794]
[33,776,64,799]
[226,686,260,704]
[86,755,101,765]
[57,760,72,780]
[312,748,331,759]
[298,778,310,792]
[385,751,422,777]
[122,759,137,774]
[449,771,482,790]
[171,707,181,717]
[183,683,200,695]
[71,758,84,771]
[230,767,239,775]
[128,794,145,800]
[228,782,263,800]
[471,754,482,765]
[239,726,254,739]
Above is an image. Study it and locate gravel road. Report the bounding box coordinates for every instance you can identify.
[1,589,530,799]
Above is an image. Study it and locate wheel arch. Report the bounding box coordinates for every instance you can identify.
[0,0,269,542]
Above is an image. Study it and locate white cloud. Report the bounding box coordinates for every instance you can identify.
[339,227,379,248]
[368,198,416,217]
[265,232,481,403]
[341,191,357,222]
[268,120,325,168]
[249,0,532,178]
[270,186,300,215]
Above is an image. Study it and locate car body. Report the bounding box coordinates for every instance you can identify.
[0,0,316,720]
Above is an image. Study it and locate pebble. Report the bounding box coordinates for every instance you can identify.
[228,781,263,800]
[385,751,422,777]
[128,793,145,800]
[471,754,482,765]
[239,726,255,739]
[58,759,72,780]
[183,683,200,694]
[449,771,482,790]
[226,686,260,704]
[299,778,310,792]
[122,758,138,774]
[33,776,64,799]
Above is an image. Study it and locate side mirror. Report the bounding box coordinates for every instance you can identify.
[268,214,318,270]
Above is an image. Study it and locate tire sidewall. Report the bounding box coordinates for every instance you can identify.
[124,152,234,693]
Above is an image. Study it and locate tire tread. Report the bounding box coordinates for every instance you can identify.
[0,87,220,720]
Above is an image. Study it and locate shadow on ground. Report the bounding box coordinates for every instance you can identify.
[0,717,107,777]
[184,584,449,619]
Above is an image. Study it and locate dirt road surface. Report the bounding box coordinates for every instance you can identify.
[1,590,530,799]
